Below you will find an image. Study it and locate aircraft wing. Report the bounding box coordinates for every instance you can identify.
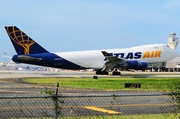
[101,51,126,71]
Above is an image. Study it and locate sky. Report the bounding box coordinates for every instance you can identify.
[0,0,180,62]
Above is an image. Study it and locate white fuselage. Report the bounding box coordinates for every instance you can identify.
[53,44,179,69]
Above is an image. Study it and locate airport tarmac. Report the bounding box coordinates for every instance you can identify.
[1,70,180,78]
[0,70,179,118]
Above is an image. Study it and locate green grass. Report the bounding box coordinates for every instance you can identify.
[12,113,180,119]
[24,77,180,91]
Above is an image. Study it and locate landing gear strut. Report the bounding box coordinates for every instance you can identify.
[112,69,121,75]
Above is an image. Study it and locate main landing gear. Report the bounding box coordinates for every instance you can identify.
[96,70,109,75]
[112,68,121,75]
[112,71,121,75]
[95,70,121,75]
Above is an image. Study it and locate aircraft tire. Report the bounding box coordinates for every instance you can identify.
[112,71,121,75]
[96,71,109,75]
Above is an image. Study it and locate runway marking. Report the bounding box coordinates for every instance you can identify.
[0,103,177,111]
[0,103,175,110]
[84,106,121,114]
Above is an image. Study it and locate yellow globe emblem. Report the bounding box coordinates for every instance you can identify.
[7,26,35,54]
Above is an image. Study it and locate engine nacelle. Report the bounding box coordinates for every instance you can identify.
[126,60,148,70]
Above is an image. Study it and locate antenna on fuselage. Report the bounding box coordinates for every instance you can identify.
[167,32,178,50]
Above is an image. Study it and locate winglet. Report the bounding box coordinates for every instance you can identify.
[101,51,110,56]
[5,26,49,55]
[101,51,126,71]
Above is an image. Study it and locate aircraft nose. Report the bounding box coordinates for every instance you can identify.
[167,47,179,59]
[172,50,179,58]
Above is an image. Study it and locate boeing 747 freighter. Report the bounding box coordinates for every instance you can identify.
[5,26,179,75]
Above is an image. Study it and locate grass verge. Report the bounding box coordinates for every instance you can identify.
[24,77,180,91]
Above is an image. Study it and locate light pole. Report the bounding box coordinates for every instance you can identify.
[4,52,7,70]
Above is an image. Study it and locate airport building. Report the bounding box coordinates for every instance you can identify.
[165,32,180,72]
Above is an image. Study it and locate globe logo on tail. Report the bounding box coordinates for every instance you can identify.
[6,26,35,54]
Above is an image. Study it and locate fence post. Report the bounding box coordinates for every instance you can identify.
[54,82,59,119]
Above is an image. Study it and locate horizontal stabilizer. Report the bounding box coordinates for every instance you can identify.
[17,55,42,61]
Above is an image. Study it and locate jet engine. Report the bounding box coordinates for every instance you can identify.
[126,60,148,70]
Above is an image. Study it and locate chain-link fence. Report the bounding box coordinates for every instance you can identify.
[0,93,179,119]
